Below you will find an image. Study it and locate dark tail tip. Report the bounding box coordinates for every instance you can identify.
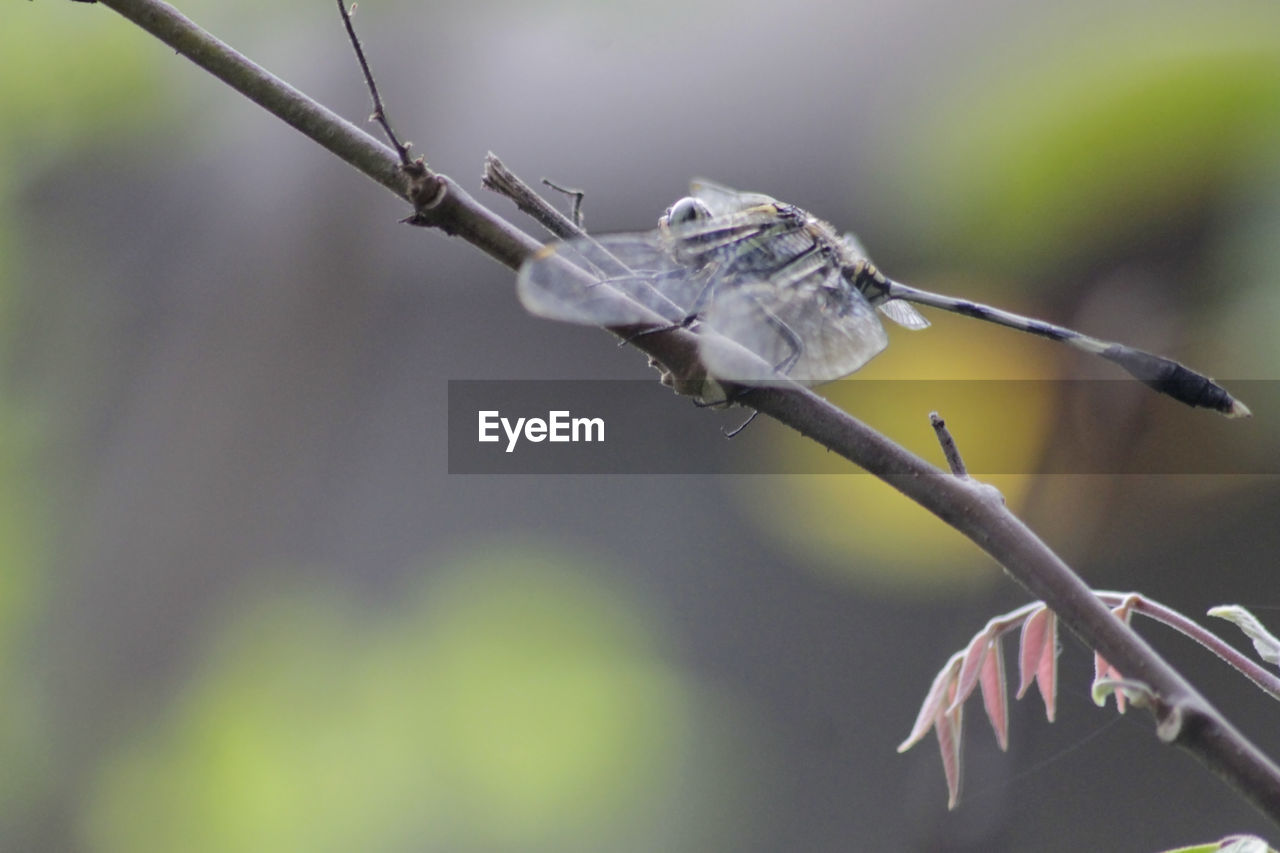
[1100,346,1250,418]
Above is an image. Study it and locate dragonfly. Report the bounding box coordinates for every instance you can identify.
[516,180,1250,418]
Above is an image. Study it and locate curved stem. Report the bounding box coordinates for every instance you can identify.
[1109,594,1280,701]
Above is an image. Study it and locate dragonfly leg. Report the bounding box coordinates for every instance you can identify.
[540,177,586,228]
[758,304,805,375]
[721,409,760,438]
[617,313,699,347]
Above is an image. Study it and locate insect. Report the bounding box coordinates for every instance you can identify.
[516,180,1250,418]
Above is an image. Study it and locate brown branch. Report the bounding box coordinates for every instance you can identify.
[81,0,1280,826]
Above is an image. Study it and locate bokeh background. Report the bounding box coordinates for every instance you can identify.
[6,0,1280,849]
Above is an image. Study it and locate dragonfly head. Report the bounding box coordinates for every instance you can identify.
[662,196,713,229]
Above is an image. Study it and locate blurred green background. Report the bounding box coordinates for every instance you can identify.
[5,0,1280,850]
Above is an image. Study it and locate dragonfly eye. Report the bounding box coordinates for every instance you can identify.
[665,196,713,227]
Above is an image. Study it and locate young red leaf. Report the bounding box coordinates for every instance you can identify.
[978,638,1009,751]
[899,653,963,753]
[1017,606,1058,722]
[949,629,996,716]
[1017,605,1048,698]
[935,679,965,809]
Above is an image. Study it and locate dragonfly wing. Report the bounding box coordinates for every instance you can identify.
[878,299,931,330]
[517,233,703,327]
[700,266,888,385]
[688,179,778,216]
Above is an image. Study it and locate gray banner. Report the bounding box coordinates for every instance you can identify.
[447,380,1275,475]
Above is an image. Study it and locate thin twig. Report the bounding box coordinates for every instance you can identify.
[930,412,968,478]
[1123,595,1280,701]
[77,0,1280,827]
[335,0,414,168]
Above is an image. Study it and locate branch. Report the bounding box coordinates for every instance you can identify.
[83,0,1280,826]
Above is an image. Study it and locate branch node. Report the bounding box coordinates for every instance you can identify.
[413,170,445,207]
[399,173,448,227]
